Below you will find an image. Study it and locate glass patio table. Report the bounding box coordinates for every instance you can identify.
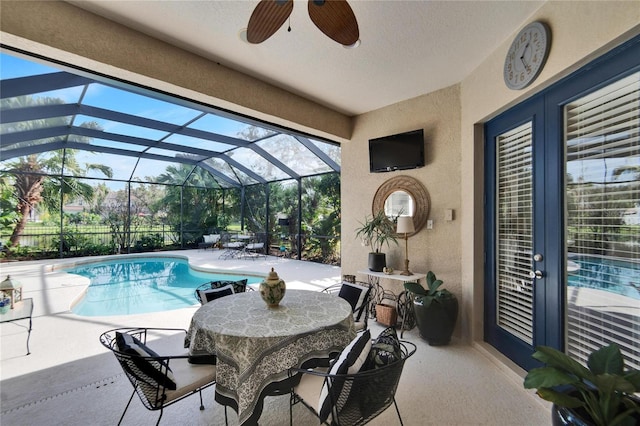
[185,289,355,425]
[0,297,33,355]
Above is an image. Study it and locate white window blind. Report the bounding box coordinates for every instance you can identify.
[496,122,534,344]
[565,71,640,369]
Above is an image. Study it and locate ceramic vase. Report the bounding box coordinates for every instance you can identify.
[259,267,286,308]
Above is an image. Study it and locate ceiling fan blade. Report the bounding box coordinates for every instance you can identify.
[246,0,294,44]
[308,0,359,46]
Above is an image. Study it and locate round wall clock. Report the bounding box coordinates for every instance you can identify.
[503,21,551,90]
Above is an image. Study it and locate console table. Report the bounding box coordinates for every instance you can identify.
[357,270,426,337]
[0,297,33,355]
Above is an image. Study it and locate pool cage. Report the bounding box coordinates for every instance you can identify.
[0,49,342,264]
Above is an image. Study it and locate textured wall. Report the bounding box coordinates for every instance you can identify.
[341,85,462,315]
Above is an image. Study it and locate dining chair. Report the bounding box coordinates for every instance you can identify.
[289,328,416,426]
[194,278,251,304]
[322,281,372,331]
[99,327,217,426]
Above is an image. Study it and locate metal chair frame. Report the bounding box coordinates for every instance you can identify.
[99,327,217,426]
[289,340,416,426]
[322,281,372,330]
[194,279,252,304]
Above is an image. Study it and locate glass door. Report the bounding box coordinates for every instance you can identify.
[563,72,640,370]
[485,37,640,370]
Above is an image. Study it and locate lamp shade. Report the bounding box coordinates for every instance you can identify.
[396,216,415,234]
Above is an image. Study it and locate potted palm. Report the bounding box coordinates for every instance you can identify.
[355,210,398,272]
[523,343,640,426]
[403,271,458,345]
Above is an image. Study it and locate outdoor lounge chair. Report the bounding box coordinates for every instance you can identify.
[241,242,266,260]
[100,327,217,426]
[289,329,416,426]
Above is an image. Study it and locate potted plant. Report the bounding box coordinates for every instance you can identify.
[355,210,398,272]
[523,343,640,426]
[404,271,458,345]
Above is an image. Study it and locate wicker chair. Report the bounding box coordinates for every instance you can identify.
[322,281,372,331]
[99,327,217,426]
[194,278,252,304]
[289,339,416,426]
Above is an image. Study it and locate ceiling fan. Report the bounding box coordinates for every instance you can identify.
[246,0,359,46]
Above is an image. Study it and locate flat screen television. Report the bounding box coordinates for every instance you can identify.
[369,129,424,173]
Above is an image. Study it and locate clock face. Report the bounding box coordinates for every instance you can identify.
[504,21,551,90]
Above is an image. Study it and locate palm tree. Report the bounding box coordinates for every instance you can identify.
[3,95,112,246]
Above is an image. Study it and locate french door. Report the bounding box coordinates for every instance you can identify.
[485,37,640,370]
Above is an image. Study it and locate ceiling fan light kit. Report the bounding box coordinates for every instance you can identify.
[246,0,359,47]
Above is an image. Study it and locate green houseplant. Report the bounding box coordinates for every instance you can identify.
[355,210,398,272]
[404,271,458,345]
[523,343,640,426]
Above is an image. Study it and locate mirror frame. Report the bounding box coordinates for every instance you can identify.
[372,175,430,237]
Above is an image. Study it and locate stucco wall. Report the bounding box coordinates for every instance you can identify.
[341,84,462,314]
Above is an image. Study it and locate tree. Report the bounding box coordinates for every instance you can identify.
[2,95,111,246]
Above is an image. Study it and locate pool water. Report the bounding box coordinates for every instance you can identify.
[66,257,262,316]
[568,255,640,300]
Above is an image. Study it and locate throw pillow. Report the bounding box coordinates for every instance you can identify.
[366,326,402,369]
[338,282,370,321]
[198,284,235,304]
[115,331,177,390]
[318,329,371,422]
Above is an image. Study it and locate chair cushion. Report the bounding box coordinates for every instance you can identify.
[203,234,213,243]
[338,282,370,321]
[366,326,402,370]
[198,284,235,304]
[318,329,371,422]
[115,332,177,390]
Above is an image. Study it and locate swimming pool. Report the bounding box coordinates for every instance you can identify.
[66,257,263,316]
[568,255,640,300]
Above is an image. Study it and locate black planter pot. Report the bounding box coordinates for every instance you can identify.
[413,296,458,345]
[551,394,640,426]
[551,404,593,426]
[368,252,386,272]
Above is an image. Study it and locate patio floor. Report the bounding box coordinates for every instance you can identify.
[0,249,550,425]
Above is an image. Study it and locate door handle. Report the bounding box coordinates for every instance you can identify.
[529,270,544,280]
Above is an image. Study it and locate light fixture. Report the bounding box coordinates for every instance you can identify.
[396,216,415,276]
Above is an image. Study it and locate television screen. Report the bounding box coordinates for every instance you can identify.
[369,129,424,173]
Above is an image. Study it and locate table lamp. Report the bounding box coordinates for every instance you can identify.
[396,216,415,276]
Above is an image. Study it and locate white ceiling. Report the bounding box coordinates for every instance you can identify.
[68,0,545,116]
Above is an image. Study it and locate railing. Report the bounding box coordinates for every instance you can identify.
[0,226,341,265]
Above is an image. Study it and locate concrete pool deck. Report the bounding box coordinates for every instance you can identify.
[0,249,343,380]
[0,249,550,425]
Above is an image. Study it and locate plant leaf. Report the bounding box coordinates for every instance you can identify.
[524,367,579,389]
[591,374,637,395]
[623,370,640,392]
[588,343,624,376]
[404,281,427,296]
[536,387,585,408]
[532,346,593,380]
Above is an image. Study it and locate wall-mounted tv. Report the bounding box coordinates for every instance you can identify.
[369,129,424,173]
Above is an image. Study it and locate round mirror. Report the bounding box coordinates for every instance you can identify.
[383,190,415,217]
[372,176,430,237]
